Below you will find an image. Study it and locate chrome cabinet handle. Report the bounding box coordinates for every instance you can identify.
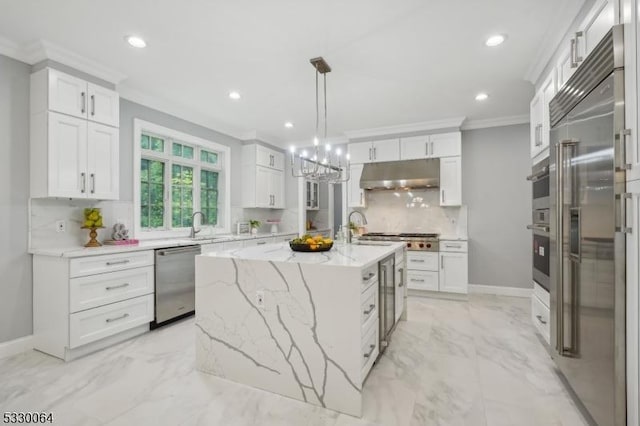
[617,129,632,171]
[441,189,445,203]
[616,193,632,233]
[363,304,375,315]
[90,173,95,194]
[445,244,462,248]
[106,259,130,266]
[81,92,86,114]
[91,94,95,116]
[373,147,377,160]
[425,142,429,156]
[570,37,577,68]
[441,255,444,269]
[80,172,86,193]
[105,313,129,323]
[106,283,130,291]
[362,272,375,281]
[574,31,583,63]
[368,147,372,161]
[410,259,425,263]
[410,278,425,282]
[257,241,267,245]
[431,142,434,156]
[399,267,404,287]
[363,343,376,359]
[536,315,547,325]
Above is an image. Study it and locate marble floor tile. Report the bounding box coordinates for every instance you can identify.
[0,295,591,426]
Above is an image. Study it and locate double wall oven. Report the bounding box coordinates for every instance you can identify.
[527,158,550,292]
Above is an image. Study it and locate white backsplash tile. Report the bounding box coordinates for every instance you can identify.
[353,190,467,237]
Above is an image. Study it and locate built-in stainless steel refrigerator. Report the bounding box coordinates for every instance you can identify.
[549,26,626,426]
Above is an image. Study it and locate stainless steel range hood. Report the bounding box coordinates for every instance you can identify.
[359,159,440,190]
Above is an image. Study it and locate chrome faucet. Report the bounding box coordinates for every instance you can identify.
[347,210,368,244]
[190,211,205,238]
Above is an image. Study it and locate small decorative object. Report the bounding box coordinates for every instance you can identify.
[266,219,280,234]
[81,208,105,247]
[103,223,139,246]
[249,219,261,235]
[289,234,334,252]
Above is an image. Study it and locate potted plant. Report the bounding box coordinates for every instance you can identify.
[249,219,261,235]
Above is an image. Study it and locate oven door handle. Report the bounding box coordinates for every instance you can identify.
[526,224,550,232]
[526,166,549,182]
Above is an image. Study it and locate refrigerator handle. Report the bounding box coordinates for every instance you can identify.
[615,193,632,233]
[616,129,632,171]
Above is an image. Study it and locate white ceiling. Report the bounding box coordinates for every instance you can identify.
[0,0,580,145]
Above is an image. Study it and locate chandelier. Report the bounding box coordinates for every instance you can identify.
[290,57,350,183]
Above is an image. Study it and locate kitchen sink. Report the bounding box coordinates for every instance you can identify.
[350,241,393,246]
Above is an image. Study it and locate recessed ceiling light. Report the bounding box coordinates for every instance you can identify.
[475,93,489,101]
[284,122,294,128]
[228,91,241,100]
[125,35,147,48]
[485,34,506,47]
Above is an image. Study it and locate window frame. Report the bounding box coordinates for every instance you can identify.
[133,119,231,239]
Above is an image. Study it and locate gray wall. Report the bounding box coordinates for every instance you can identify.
[462,124,532,288]
[0,54,32,343]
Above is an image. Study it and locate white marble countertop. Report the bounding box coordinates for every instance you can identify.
[29,229,332,258]
[201,241,405,268]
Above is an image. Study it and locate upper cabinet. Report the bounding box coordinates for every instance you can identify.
[348,139,400,163]
[348,164,366,208]
[306,179,320,210]
[530,71,556,159]
[577,0,616,64]
[33,68,119,127]
[400,132,461,160]
[242,144,285,209]
[30,68,120,200]
[439,156,462,206]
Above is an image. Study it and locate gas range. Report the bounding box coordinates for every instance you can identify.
[359,232,439,252]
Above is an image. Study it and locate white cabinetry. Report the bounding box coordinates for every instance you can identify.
[439,252,468,294]
[577,0,616,63]
[348,164,366,208]
[348,139,400,163]
[406,240,468,295]
[530,71,556,159]
[625,178,640,426]
[242,144,285,209]
[33,251,155,361]
[406,252,439,291]
[306,179,319,210]
[400,132,461,160]
[440,156,462,206]
[30,68,120,200]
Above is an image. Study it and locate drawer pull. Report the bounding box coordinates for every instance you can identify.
[105,313,130,323]
[411,278,426,282]
[362,272,375,281]
[536,315,547,325]
[257,241,267,245]
[410,259,425,263]
[363,344,376,359]
[105,283,130,291]
[106,260,130,266]
[363,304,375,315]
[445,244,462,248]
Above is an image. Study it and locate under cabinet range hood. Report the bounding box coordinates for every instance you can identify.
[359,159,440,190]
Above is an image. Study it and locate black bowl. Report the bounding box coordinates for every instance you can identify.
[289,242,333,252]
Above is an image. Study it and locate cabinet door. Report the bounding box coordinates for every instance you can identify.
[540,71,556,153]
[271,151,285,171]
[439,252,468,294]
[578,0,615,62]
[87,83,119,127]
[255,145,273,169]
[556,45,576,91]
[348,141,373,164]
[87,122,119,200]
[439,156,461,206]
[530,92,543,157]
[348,164,366,207]
[626,179,640,426]
[48,112,87,198]
[255,166,271,207]
[430,132,461,158]
[406,270,439,291]
[400,135,429,160]
[48,69,87,119]
[270,169,285,208]
[312,181,319,209]
[372,139,400,162]
[626,0,640,182]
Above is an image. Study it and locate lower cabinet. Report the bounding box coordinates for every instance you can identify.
[33,250,155,361]
[439,252,468,294]
[531,282,550,345]
[406,240,468,295]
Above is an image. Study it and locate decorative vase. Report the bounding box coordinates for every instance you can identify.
[251,227,258,235]
[81,226,105,247]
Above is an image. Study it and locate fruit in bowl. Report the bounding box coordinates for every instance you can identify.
[290,234,333,252]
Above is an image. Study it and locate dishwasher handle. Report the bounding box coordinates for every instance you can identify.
[156,246,201,256]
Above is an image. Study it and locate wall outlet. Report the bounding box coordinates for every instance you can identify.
[256,290,265,309]
[55,220,66,233]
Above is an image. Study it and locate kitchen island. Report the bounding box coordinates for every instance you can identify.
[194,241,406,416]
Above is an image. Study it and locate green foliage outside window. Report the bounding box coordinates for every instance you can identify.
[140,159,165,228]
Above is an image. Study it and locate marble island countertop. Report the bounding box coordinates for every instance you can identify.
[29,229,332,258]
[202,240,405,268]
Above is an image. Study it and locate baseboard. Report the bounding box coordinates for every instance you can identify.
[468,284,532,298]
[0,334,34,359]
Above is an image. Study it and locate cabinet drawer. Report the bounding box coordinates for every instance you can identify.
[440,240,468,252]
[70,250,154,278]
[242,238,270,248]
[406,252,438,271]
[361,284,378,332]
[361,321,379,378]
[70,266,154,313]
[531,294,550,345]
[361,264,378,292]
[406,270,439,291]
[69,294,154,348]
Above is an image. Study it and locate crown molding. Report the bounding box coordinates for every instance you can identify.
[343,116,466,140]
[524,0,585,85]
[118,83,249,141]
[461,114,530,131]
[0,36,31,63]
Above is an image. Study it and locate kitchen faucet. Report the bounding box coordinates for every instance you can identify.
[190,211,205,238]
[347,210,368,243]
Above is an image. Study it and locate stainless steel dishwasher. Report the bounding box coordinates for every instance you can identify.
[153,245,200,328]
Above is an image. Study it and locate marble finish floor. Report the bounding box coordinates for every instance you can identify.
[0,295,589,426]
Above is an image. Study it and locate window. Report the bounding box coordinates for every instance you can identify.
[133,119,231,238]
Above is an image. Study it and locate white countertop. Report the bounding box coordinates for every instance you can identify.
[439,235,468,241]
[29,229,331,258]
[201,241,405,268]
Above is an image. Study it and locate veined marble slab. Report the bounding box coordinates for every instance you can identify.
[195,243,402,416]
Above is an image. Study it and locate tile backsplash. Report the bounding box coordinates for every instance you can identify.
[353,189,467,237]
